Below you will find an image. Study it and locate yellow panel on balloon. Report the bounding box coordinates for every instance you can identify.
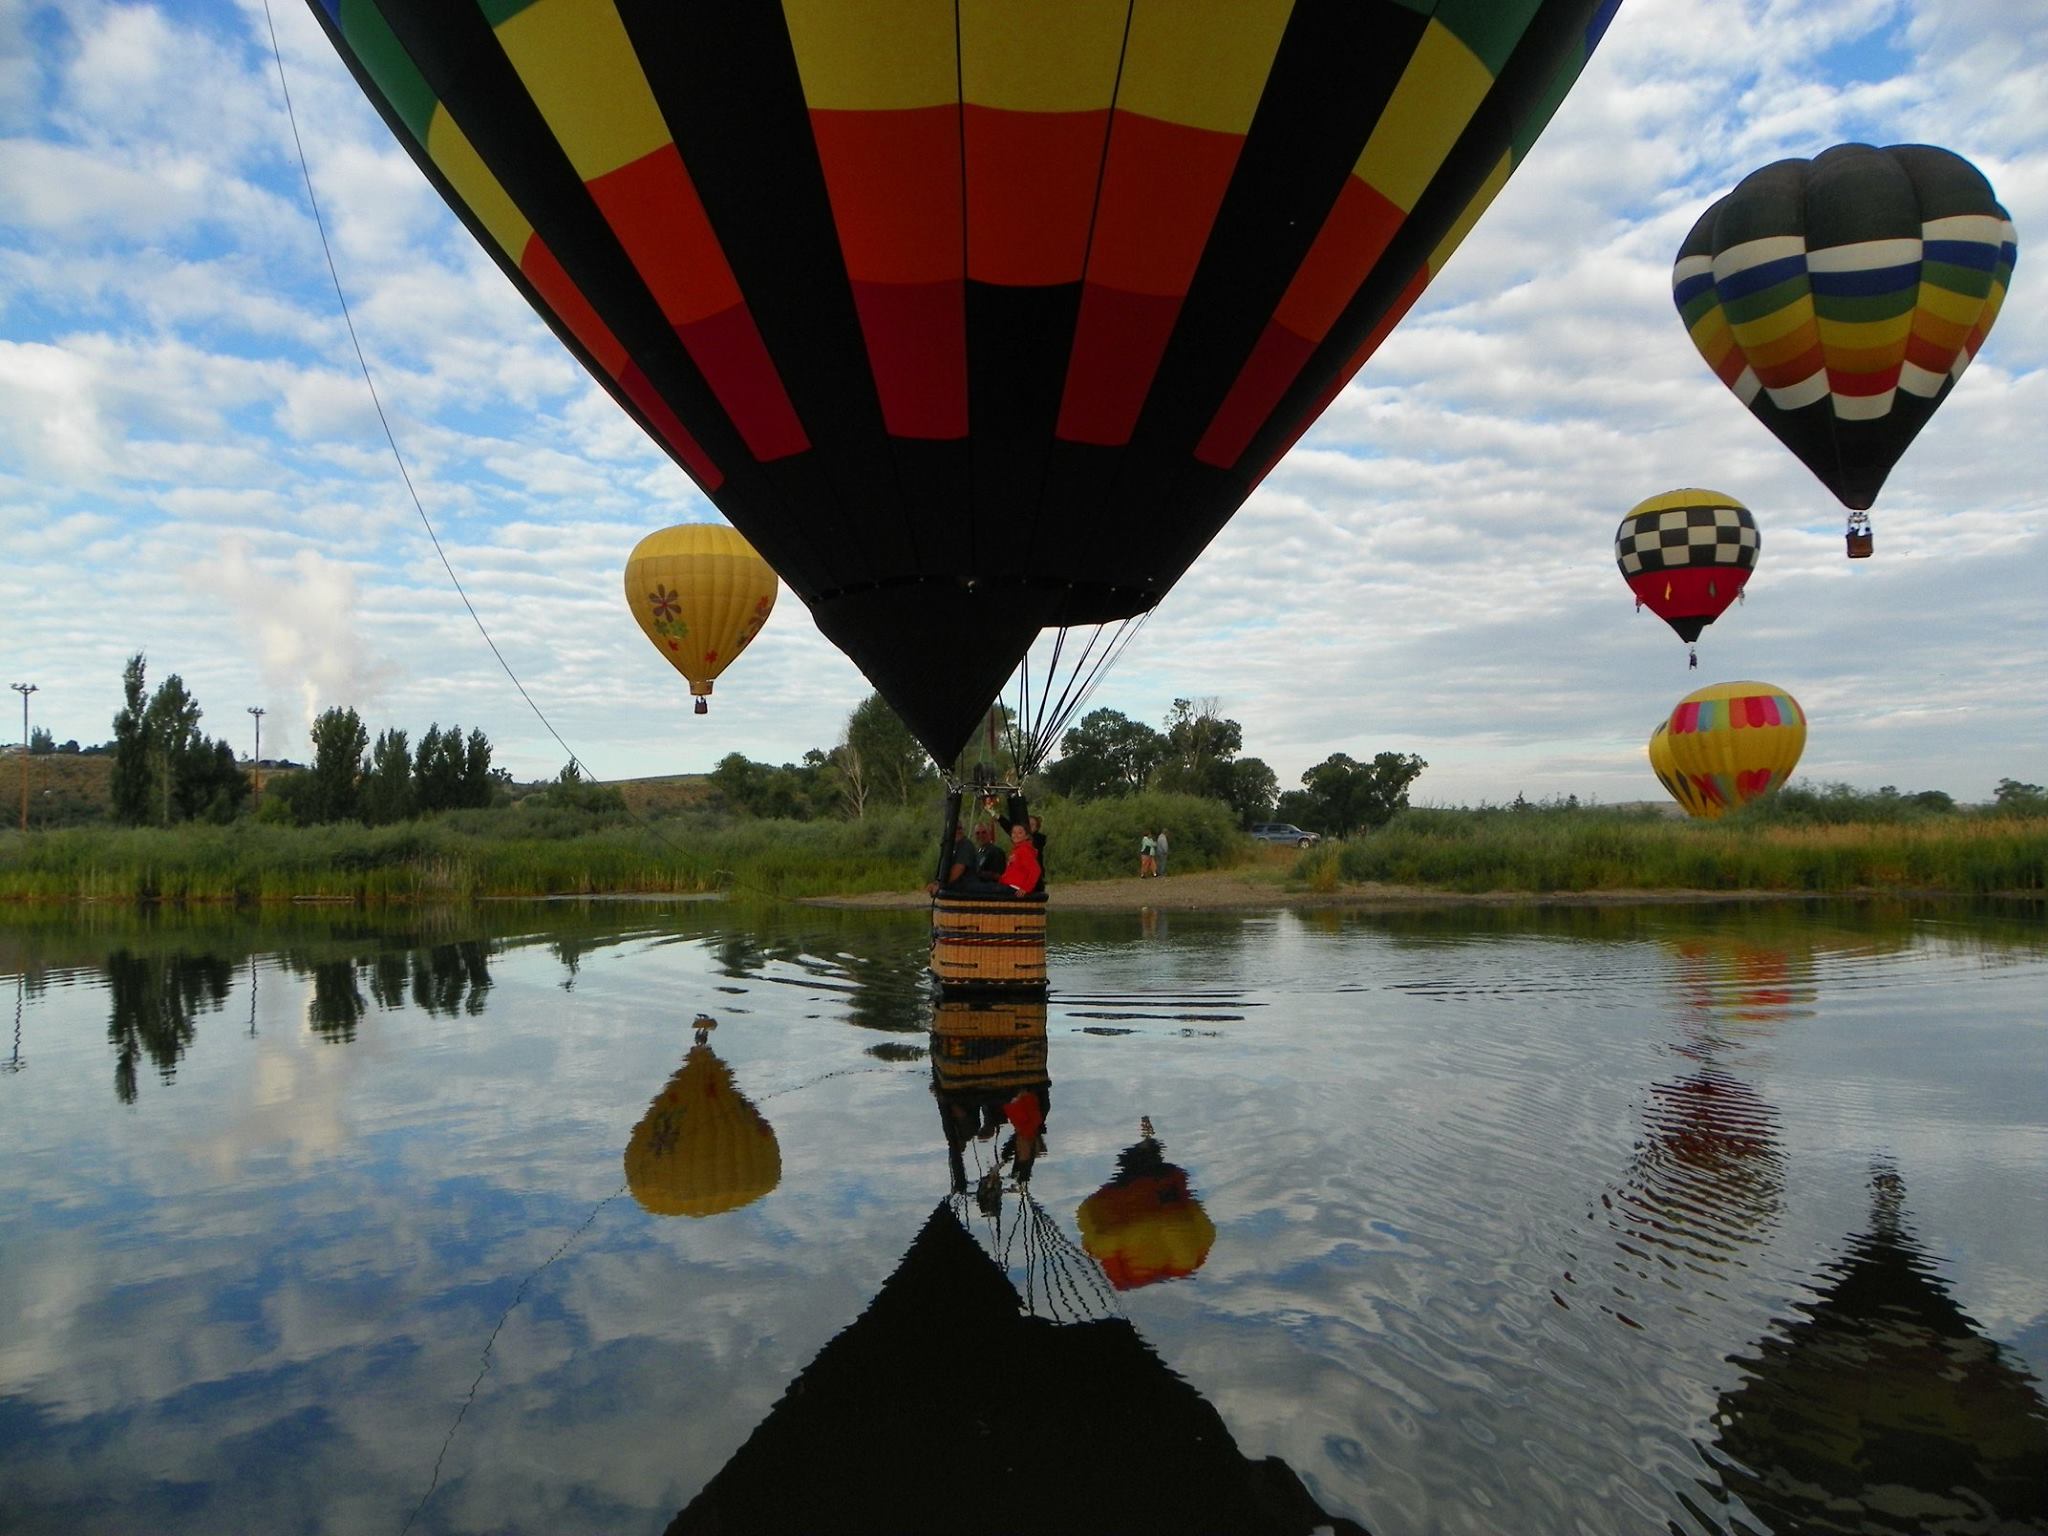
[1660,681,1806,820]
[624,524,779,706]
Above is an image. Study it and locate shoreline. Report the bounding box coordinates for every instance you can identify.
[798,870,2028,913]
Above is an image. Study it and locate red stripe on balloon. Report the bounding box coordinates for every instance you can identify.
[848,279,969,439]
[1055,286,1182,445]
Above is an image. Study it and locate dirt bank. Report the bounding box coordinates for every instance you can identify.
[802,869,1827,913]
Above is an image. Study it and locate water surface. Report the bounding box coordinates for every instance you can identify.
[3,899,2045,1534]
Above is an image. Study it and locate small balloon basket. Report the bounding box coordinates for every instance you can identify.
[929,893,1048,993]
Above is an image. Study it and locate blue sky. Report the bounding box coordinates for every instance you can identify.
[2,0,2043,803]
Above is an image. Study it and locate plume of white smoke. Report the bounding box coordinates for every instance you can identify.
[207,537,389,754]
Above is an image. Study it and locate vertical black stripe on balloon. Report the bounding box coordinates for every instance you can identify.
[1234,0,1609,493]
[618,1,919,595]
[1105,0,1425,570]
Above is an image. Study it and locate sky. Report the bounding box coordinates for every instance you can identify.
[1,0,2043,805]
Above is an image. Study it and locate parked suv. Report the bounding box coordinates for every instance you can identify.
[1249,822,1320,847]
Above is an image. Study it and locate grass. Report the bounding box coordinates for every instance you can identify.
[3,790,2042,907]
[1315,806,2048,896]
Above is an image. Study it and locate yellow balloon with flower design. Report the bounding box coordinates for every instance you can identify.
[624,524,779,713]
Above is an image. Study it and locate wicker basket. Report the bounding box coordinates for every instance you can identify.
[930,998,1048,1091]
[929,893,1047,991]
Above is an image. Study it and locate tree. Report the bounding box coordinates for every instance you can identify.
[413,724,464,813]
[1225,757,1279,826]
[307,707,368,823]
[361,727,414,825]
[845,693,932,810]
[460,727,494,808]
[28,726,53,755]
[1153,697,1245,804]
[1044,708,1166,800]
[1297,751,1427,838]
[172,737,249,823]
[141,673,203,827]
[1994,778,2046,811]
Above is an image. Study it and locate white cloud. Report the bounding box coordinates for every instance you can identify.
[1,0,2043,795]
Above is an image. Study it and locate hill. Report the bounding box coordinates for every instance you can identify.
[0,750,714,830]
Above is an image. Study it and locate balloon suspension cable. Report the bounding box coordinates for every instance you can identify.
[1002,610,1154,777]
[265,3,809,909]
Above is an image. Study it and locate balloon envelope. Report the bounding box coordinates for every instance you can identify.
[1673,143,2017,511]
[1077,1137,1215,1290]
[624,1042,781,1217]
[313,0,1619,760]
[1616,489,1757,645]
[1660,681,1806,820]
[623,523,778,702]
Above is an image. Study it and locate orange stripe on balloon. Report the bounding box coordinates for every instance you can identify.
[964,104,1110,286]
[810,107,963,285]
[1085,113,1242,297]
[1274,177,1406,342]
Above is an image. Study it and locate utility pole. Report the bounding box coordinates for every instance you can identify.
[10,683,36,833]
[247,706,266,806]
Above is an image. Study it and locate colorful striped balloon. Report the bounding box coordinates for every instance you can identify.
[1659,681,1807,820]
[1673,144,2015,511]
[311,0,1621,764]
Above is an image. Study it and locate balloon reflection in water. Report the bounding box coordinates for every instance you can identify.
[667,1200,1363,1535]
[930,996,1050,1201]
[1709,1168,2048,1533]
[1568,937,1807,1321]
[625,1016,780,1217]
[1078,1118,1217,1291]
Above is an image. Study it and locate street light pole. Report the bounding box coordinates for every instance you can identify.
[10,683,36,833]
[247,706,266,806]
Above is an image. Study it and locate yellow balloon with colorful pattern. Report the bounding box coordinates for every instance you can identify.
[1659,681,1807,821]
[1649,719,1715,819]
[624,1042,781,1218]
[624,524,778,712]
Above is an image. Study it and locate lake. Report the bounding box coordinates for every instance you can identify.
[3,899,2045,1535]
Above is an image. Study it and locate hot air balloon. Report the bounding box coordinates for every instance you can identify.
[1077,1124,1215,1290]
[623,523,778,714]
[624,1019,781,1217]
[1615,489,1758,664]
[1659,681,1806,820]
[1673,144,2017,556]
[1648,718,1714,818]
[1709,1171,2048,1533]
[311,0,1620,767]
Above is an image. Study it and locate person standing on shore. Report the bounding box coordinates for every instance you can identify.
[1139,832,1155,878]
[1154,827,1169,878]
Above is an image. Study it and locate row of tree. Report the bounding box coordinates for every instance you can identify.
[96,656,501,828]
[266,709,501,826]
[109,656,251,826]
[709,692,1427,837]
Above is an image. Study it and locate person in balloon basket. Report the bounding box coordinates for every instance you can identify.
[996,811,1048,890]
[930,820,1041,898]
[974,821,1007,878]
[929,820,978,895]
